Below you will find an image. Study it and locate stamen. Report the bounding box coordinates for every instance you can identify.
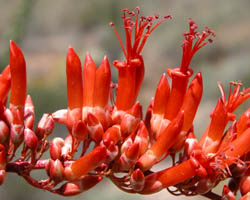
[111,7,171,62]
[180,18,215,73]
[109,22,127,58]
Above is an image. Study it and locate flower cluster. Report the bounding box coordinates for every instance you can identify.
[0,7,250,199]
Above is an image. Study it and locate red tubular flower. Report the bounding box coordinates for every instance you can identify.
[170,72,203,152]
[181,72,203,132]
[81,53,111,130]
[137,110,184,171]
[93,56,111,108]
[0,65,11,104]
[111,8,172,111]
[64,146,107,180]
[152,73,170,115]
[9,40,27,124]
[66,47,83,130]
[164,19,215,121]
[140,159,196,194]
[67,47,83,110]
[237,108,250,137]
[82,53,97,107]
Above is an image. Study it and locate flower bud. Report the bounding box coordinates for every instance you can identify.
[0,120,9,144]
[86,112,104,144]
[120,113,139,138]
[0,144,6,169]
[130,168,145,192]
[10,123,24,145]
[24,95,35,129]
[0,169,6,185]
[3,108,13,124]
[72,120,88,141]
[36,114,54,139]
[105,143,118,163]
[222,185,235,200]
[118,143,139,171]
[55,176,103,196]
[24,128,38,150]
[52,109,68,124]
[50,137,64,160]
[240,175,250,196]
[61,134,73,158]
[49,159,64,183]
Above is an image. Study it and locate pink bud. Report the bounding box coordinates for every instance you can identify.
[105,143,119,163]
[0,120,9,144]
[120,113,139,138]
[10,123,24,145]
[0,144,6,169]
[102,125,121,147]
[118,143,139,171]
[49,159,64,183]
[86,112,104,144]
[24,128,38,150]
[50,137,64,160]
[72,120,88,141]
[52,109,68,124]
[61,134,73,158]
[222,185,235,200]
[55,175,103,196]
[0,169,6,185]
[3,108,13,124]
[36,114,54,139]
[24,95,35,129]
[240,175,250,196]
[134,121,149,156]
[130,168,145,192]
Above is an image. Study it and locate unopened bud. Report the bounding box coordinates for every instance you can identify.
[49,159,64,183]
[3,108,13,124]
[0,169,6,185]
[222,185,235,200]
[0,120,9,144]
[61,134,73,158]
[24,128,38,150]
[72,121,88,141]
[10,124,24,145]
[50,137,64,160]
[0,144,6,169]
[105,143,119,163]
[52,109,68,124]
[240,175,250,196]
[24,95,35,129]
[86,112,104,144]
[120,113,139,137]
[36,114,54,139]
[130,168,145,192]
[55,176,103,196]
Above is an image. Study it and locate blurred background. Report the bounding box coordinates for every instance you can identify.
[0,0,250,199]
